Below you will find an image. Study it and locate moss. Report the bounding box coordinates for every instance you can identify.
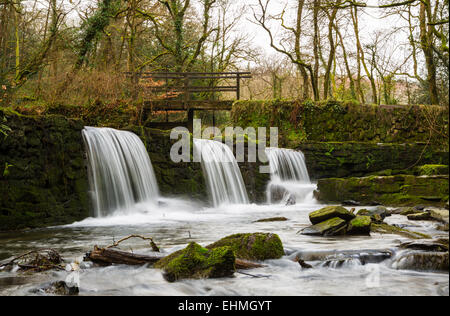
[347,216,372,235]
[371,223,431,239]
[206,233,284,261]
[416,165,449,176]
[301,217,348,236]
[232,101,449,149]
[154,242,235,282]
[309,205,355,225]
[316,175,449,207]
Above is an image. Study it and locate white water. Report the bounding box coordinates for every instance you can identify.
[265,147,317,205]
[1,206,448,296]
[82,127,159,217]
[194,139,249,207]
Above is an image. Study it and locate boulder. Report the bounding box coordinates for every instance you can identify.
[407,212,433,221]
[206,233,284,261]
[429,209,449,223]
[154,242,235,282]
[285,195,296,206]
[301,217,348,237]
[400,240,449,252]
[357,208,386,223]
[347,216,372,235]
[309,206,355,225]
[392,252,449,272]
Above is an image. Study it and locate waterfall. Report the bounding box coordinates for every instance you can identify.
[265,147,316,205]
[194,139,249,207]
[82,127,159,217]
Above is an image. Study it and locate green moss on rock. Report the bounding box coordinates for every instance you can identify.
[316,175,449,207]
[371,223,431,239]
[309,206,355,225]
[301,217,348,236]
[154,242,236,282]
[416,165,449,176]
[347,216,372,235]
[206,233,284,261]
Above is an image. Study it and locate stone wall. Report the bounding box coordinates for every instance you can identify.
[298,142,449,180]
[316,175,449,207]
[0,109,90,231]
[231,100,449,149]
[0,110,269,230]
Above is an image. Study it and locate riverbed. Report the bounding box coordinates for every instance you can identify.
[0,198,448,296]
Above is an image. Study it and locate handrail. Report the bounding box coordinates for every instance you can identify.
[130,71,252,101]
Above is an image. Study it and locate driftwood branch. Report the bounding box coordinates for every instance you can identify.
[86,246,165,266]
[106,234,160,252]
[0,249,64,272]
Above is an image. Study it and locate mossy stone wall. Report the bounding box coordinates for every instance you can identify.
[316,175,449,207]
[0,110,269,230]
[0,109,90,231]
[232,100,449,149]
[298,142,449,180]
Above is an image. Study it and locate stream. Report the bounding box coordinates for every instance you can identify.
[0,199,448,296]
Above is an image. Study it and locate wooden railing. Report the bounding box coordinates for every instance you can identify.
[128,72,252,101]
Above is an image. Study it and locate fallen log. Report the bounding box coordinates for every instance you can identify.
[85,246,164,266]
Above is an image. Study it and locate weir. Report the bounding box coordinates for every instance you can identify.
[265,148,316,205]
[82,127,159,217]
[194,139,249,207]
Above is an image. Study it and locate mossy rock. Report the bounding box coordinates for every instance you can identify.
[206,233,284,261]
[309,206,355,225]
[154,242,235,282]
[357,206,388,223]
[301,217,348,237]
[371,223,431,239]
[347,216,372,235]
[393,252,449,272]
[407,212,433,221]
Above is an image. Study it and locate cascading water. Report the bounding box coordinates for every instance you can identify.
[82,127,159,217]
[194,139,249,207]
[265,147,316,205]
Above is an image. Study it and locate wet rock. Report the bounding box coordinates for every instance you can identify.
[295,249,393,264]
[392,252,449,272]
[267,184,288,204]
[357,209,385,223]
[285,195,296,206]
[254,217,289,223]
[206,233,285,261]
[400,208,422,216]
[294,257,313,269]
[437,223,449,232]
[371,223,431,239]
[342,200,360,206]
[301,217,347,237]
[309,206,355,225]
[429,209,449,223]
[34,281,79,296]
[154,242,235,282]
[347,216,372,235]
[400,240,449,252]
[407,212,433,221]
